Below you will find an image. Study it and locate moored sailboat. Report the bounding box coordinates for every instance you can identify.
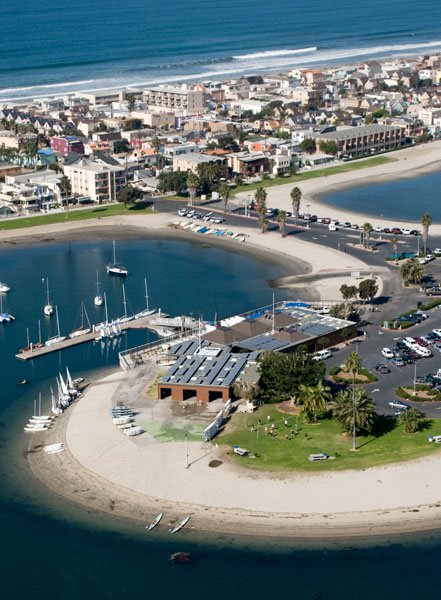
[106,240,128,276]
[134,277,157,319]
[69,302,92,338]
[94,269,103,306]
[43,278,54,316]
[45,306,66,346]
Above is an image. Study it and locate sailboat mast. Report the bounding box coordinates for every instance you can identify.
[122,284,127,319]
[55,306,60,337]
[144,278,149,311]
[104,292,109,323]
[38,319,42,344]
[113,240,116,265]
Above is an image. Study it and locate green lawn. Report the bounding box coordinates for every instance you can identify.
[233,156,395,195]
[0,203,153,231]
[218,405,441,472]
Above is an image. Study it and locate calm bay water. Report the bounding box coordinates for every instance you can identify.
[2,0,441,101]
[1,237,441,598]
[324,170,441,222]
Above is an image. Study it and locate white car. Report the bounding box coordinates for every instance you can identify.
[312,349,332,361]
[433,248,441,255]
[381,347,394,359]
[389,400,408,410]
[178,209,187,216]
[374,226,382,232]
[316,306,330,314]
[433,329,441,337]
[328,223,337,231]
[401,228,411,235]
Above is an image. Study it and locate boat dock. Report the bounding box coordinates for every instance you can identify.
[15,313,195,361]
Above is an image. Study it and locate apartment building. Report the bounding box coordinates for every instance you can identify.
[64,160,126,203]
[143,84,205,112]
[314,124,406,158]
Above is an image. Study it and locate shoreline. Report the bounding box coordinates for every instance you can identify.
[262,141,441,233]
[27,370,441,541]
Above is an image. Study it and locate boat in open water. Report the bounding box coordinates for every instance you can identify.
[106,240,128,276]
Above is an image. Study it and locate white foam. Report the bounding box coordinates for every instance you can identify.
[233,47,317,60]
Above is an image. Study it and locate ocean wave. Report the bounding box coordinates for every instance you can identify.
[0,80,96,95]
[233,47,318,60]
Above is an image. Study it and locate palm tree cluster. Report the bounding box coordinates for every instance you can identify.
[421,212,432,256]
[400,258,425,284]
[399,407,424,434]
[331,388,376,440]
[296,382,332,423]
[290,186,301,223]
[362,222,373,249]
[186,171,199,206]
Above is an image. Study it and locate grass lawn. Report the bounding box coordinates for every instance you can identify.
[218,405,441,472]
[0,203,153,231]
[233,156,394,195]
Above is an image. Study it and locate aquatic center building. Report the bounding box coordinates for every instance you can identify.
[314,124,406,158]
[157,303,357,403]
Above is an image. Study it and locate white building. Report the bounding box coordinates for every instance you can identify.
[143,85,205,113]
[64,160,126,203]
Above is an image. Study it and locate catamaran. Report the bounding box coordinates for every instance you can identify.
[0,281,10,293]
[146,512,163,531]
[134,278,157,318]
[43,278,54,316]
[169,515,191,534]
[106,240,128,276]
[69,302,92,338]
[94,269,103,306]
[45,306,66,346]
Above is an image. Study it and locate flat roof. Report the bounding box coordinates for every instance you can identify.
[316,124,401,141]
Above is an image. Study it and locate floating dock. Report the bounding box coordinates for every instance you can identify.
[15,314,195,361]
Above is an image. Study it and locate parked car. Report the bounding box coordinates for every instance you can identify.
[391,356,405,367]
[322,217,331,224]
[343,221,351,228]
[351,223,359,230]
[312,349,332,361]
[328,223,338,231]
[391,227,402,235]
[381,347,394,359]
[374,225,382,232]
[178,208,188,216]
[375,364,391,374]
[410,230,421,236]
[433,329,441,337]
[415,337,429,347]
[382,227,391,234]
[401,228,411,235]
[389,400,408,409]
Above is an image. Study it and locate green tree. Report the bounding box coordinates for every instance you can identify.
[358,278,378,303]
[344,350,363,377]
[158,171,188,195]
[318,140,338,156]
[316,336,330,351]
[116,185,143,207]
[258,351,325,403]
[277,209,287,237]
[300,138,317,154]
[126,93,136,111]
[340,284,358,318]
[233,381,261,402]
[218,182,230,215]
[421,212,432,256]
[290,186,302,223]
[59,175,72,218]
[187,171,200,206]
[400,258,425,284]
[399,407,424,434]
[123,118,143,131]
[362,222,373,249]
[255,187,268,233]
[296,382,331,423]
[113,139,130,154]
[331,388,376,444]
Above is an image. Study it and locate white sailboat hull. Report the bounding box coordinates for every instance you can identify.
[107,266,128,276]
[44,304,53,316]
[45,335,66,346]
[69,327,91,339]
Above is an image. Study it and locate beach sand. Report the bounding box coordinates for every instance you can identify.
[27,370,441,540]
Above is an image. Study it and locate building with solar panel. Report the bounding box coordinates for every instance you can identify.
[157,301,357,403]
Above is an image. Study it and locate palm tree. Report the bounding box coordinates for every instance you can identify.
[362,222,373,249]
[400,258,425,284]
[255,187,268,233]
[421,212,432,256]
[218,182,230,215]
[399,407,423,434]
[331,388,376,444]
[151,136,161,169]
[390,237,399,262]
[290,186,302,224]
[297,382,331,423]
[59,175,71,219]
[186,171,199,206]
[345,350,362,377]
[277,210,287,237]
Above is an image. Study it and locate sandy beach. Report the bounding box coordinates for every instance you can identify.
[245,141,441,234]
[27,370,441,540]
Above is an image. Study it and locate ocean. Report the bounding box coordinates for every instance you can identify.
[2,0,441,103]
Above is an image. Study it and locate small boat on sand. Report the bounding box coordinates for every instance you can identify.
[146,512,163,532]
[169,515,191,534]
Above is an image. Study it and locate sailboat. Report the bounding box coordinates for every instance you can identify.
[116,284,134,324]
[134,278,157,319]
[43,278,54,316]
[56,376,70,407]
[66,367,80,397]
[94,269,103,307]
[0,281,10,293]
[69,302,92,338]
[95,293,111,340]
[0,294,15,323]
[45,306,66,346]
[50,386,63,415]
[106,240,128,276]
